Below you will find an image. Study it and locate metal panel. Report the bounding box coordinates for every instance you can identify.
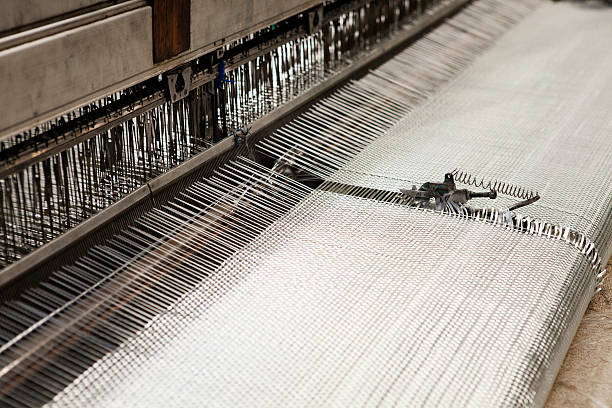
[0,7,153,138]
[0,0,109,34]
[190,0,323,51]
[0,0,321,140]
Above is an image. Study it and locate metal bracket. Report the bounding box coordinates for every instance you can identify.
[307,6,324,35]
[165,65,192,103]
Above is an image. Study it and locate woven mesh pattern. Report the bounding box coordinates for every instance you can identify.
[328,3,612,258]
[259,0,541,183]
[25,2,612,407]
[48,192,596,407]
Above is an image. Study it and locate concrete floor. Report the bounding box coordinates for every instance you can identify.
[547,261,612,408]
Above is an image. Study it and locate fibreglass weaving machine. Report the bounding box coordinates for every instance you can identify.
[0,0,611,406]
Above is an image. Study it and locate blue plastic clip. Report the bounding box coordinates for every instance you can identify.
[234,126,251,147]
[215,61,234,89]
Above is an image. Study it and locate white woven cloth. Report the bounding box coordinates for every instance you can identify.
[50,192,595,408]
[329,1,612,257]
[47,1,612,407]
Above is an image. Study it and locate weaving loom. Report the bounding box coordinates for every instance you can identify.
[0,0,611,406]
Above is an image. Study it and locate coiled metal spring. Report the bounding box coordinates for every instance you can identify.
[452,169,539,201]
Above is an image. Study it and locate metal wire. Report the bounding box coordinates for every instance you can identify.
[4,1,611,408]
[0,0,443,269]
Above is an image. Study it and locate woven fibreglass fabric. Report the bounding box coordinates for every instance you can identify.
[44,2,612,408]
[48,192,597,407]
[328,2,612,259]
